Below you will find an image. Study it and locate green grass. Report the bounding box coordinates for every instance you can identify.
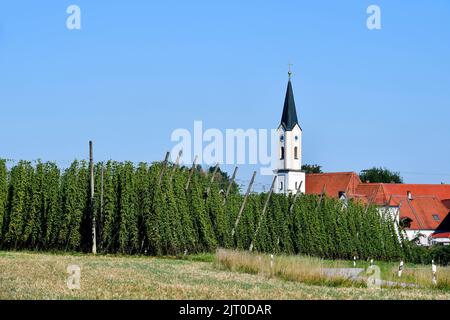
[184,252,216,263]
[1,250,450,300]
[216,250,450,291]
[327,258,450,290]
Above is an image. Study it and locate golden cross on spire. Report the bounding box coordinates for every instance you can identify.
[288,63,293,80]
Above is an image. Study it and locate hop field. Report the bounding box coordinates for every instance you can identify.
[0,159,410,261]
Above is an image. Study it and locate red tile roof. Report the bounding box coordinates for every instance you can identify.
[305,172,450,231]
[387,195,448,230]
[431,232,450,239]
[355,184,387,205]
[306,172,361,198]
[381,184,450,203]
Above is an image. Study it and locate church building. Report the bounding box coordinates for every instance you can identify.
[273,70,306,194]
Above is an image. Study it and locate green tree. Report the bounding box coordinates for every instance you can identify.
[301,164,322,174]
[359,167,403,183]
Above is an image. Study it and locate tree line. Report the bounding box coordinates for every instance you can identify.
[0,159,412,261]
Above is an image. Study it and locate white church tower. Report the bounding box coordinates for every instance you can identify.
[274,70,306,194]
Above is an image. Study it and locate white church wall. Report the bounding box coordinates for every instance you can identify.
[274,172,306,194]
[274,124,304,195]
[276,127,285,170]
[274,174,285,194]
[286,172,306,194]
[282,126,302,170]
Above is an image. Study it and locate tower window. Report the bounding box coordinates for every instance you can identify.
[280,181,284,191]
[294,147,298,159]
[280,135,284,142]
[432,214,440,221]
[280,147,285,160]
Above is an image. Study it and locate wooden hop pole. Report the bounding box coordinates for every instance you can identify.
[205,163,220,196]
[317,184,327,211]
[231,171,256,237]
[185,155,198,191]
[249,175,276,252]
[158,152,170,186]
[289,180,303,214]
[223,166,238,205]
[89,141,97,255]
[169,149,183,182]
[364,189,378,215]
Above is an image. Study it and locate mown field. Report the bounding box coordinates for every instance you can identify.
[1,250,450,300]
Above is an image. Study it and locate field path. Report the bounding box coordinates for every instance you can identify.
[322,267,419,288]
[321,268,364,280]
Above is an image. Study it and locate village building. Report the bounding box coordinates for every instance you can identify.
[273,72,450,246]
[306,173,450,246]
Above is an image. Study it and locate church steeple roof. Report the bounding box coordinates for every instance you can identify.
[280,77,300,131]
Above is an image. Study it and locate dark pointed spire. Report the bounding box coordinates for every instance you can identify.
[280,74,299,131]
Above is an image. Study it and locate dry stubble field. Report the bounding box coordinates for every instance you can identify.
[0,251,449,300]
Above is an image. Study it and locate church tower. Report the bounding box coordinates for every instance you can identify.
[273,70,306,194]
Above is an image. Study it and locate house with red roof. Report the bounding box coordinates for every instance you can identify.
[306,172,450,246]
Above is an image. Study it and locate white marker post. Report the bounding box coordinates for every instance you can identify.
[270,254,274,277]
[353,256,356,268]
[398,260,404,278]
[370,259,374,266]
[432,260,437,285]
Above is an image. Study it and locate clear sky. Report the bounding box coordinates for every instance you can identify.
[0,1,449,190]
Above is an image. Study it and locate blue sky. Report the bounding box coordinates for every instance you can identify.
[0,1,449,189]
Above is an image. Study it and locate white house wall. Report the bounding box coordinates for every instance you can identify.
[405,230,434,246]
[375,206,440,246]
